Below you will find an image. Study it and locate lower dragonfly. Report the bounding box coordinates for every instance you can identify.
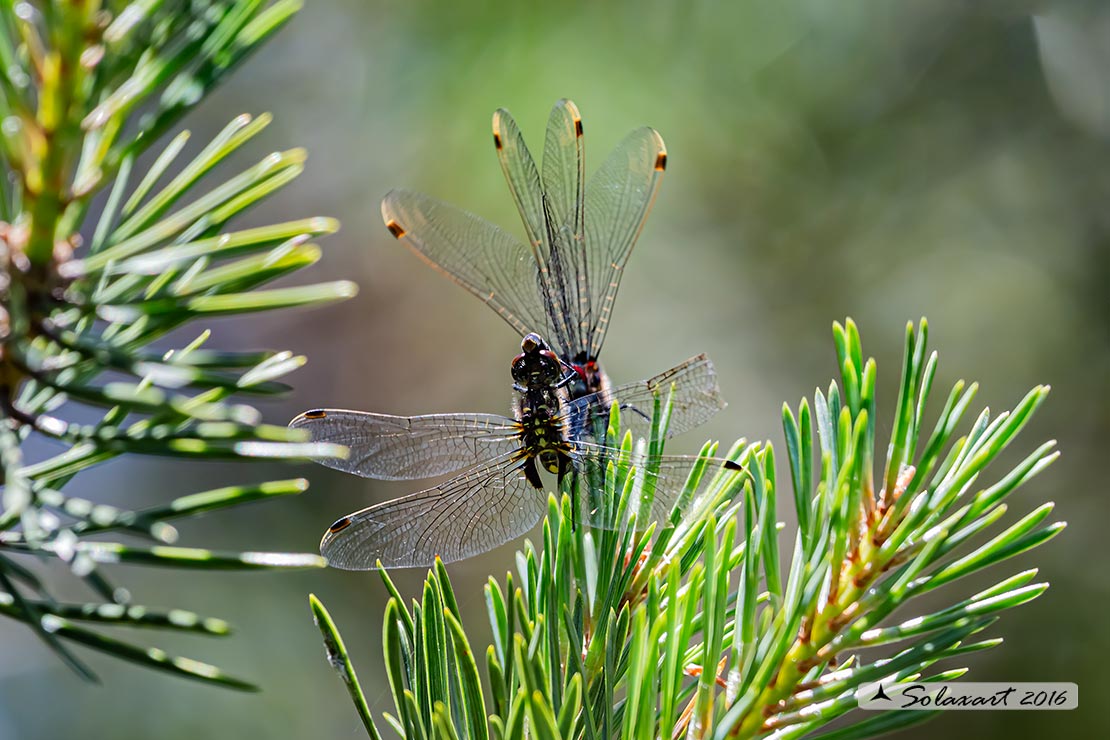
[291,335,740,569]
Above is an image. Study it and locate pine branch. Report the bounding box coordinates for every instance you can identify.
[312,319,1063,739]
[0,0,355,688]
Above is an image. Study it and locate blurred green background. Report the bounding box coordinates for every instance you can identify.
[2,0,1108,737]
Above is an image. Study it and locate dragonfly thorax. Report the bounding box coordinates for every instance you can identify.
[511,333,574,479]
[567,355,610,401]
[511,332,564,390]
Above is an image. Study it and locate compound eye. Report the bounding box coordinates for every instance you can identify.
[510,354,527,380]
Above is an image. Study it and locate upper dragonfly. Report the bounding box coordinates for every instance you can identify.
[290,335,734,569]
[382,99,666,400]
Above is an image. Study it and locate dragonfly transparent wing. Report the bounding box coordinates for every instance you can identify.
[566,354,725,444]
[320,454,546,569]
[539,100,591,359]
[382,189,556,344]
[494,102,666,365]
[491,107,546,250]
[582,127,667,360]
[541,99,586,247]
[493,105,580,359]
[566,443,746,532]
[404,102,667,368]
[289,409,520,480]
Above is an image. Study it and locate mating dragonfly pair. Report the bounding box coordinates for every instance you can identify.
[292,100,739,569]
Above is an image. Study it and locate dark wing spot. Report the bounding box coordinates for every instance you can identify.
[304,409,327,419]
[574,117,583,137]
[655,152,667,171]
[385,220,406,238]
[328,517,352,534]
[493,132,503,149]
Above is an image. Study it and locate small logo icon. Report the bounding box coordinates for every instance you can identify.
[869,684,893,703]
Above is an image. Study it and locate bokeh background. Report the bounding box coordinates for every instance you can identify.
[2,0,1108,737]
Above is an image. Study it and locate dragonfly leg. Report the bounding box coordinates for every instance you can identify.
[619,402,652,424]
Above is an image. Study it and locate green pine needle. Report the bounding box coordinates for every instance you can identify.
[1,0,353,688]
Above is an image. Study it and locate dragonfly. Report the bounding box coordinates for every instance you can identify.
[291,334,739,569]
[381,99,667,401]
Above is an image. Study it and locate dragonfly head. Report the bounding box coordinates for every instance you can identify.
[561,364,590,400]
[563,355,608,400]
[512,333,563,387]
